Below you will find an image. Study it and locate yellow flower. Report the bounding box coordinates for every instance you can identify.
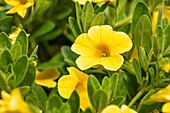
[58,67,92,111]
[0,89,32,113]
[101,105,137,113]
[149,84,170,102]
[152,9,170,32]
[162,102,170,113]
[35,69,61,88]
[9,27,30,45]
[4,0,34,18]
[162,63,170,73]
[71,25,133,71]
[72,0,116,5]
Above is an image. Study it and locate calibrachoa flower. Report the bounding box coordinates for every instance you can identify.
[58,67,92,111]
[71,25,133,71]
[0,89,32,113]
[73,0,116,5]
[149,84,170,102]
[152,9,170,32]
[9,27,30,45]
[162,63,170,73]
[4,0,34,18]
[35,69,61,88]
[162,102,170,113]
[101,105,137,113]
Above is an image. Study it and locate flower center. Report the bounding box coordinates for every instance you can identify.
[21,0,27,4]
[100,52,108,57]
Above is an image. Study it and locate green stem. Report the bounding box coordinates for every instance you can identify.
[114,16,132,28]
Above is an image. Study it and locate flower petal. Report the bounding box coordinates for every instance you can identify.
[4,0,20,6]
[121,105,137,113]
[17,8,27,18]
[35,79,57,88]
[101,105,121,113]
[110,32,133,55]
[71,33,100,56]
[58,75,77,99]
[1,91,10,101]
[76,56,99,70]
[162,102,170,113]
[80,96,92,111]
[36,69,61,80]
[6,6,19,14]
[99,55,124,71]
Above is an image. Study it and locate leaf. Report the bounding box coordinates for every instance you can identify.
[0,70,9,91]
[95,2,109,14]
[132,1,151,38]
[84,108,92,113]
[15,30,28,55]
[138,103,159,113]
[13,56,28,87]
[61,45,79,67]
[134,15,152,53]
[10,44,22,61]
[55,7,72,20]
[81,1,90,29]
[19,67,36,87]
[90,12,104,27]
[117,23,131,34]
[31,20,55,39]
[87,75,100,107]
[0,32,12,49]
[151,35,159,57]
[162,17,169,29]
[132,58,142,84]
[155,25,163,38]
[68,90,80,113]
[59,103,71,113]
[164,25,170,53]
[75,2,83,33]
[69,17,81,39]
[19,86,30,98]
[0,16,13,26]
[109,96,125,106]
[93,90,108,113]
[156,7,163,27]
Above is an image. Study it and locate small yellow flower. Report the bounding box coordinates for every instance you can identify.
[58,67,92,111]
[101,105,137,113]
[162,63,170,73]
[152,9,170,32]
[149,84,170,102]
[71,25,133,71]
[0,89,32,113]
[9,27,30,45]
[162,102,170,113]
[35,69,61,88]
[4,0,34,18]
[72,0,116,5]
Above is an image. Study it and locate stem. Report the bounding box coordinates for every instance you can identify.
[114,16,132,28]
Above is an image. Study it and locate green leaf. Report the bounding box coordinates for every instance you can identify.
[31,20,55,39]
[15,30,28,55]
[164,25,170,53]
[69,17,81,38]
[0,49,13,72]
[19,67,36,87]
[76,2,83,33]
[156,7,163,27]
[55,7,72,20]
[109,96,125,106]
[0,32,12,49]
[13,56,28,87]
[134,15,152,53]
[162,17,169,29]
[132,1,151,38]
[95,2,109,14]
[117,23,131,34]
[61,45,78,67]
[90,12,104,27]
[46,94,62,113]
[84,108,92,113]
[68,90,80,113]
[59,103,71,113]
[87,75,100,107]
[151,35,159,57]
[82,3,94,32]
[138,103,159,113]
[138,47,149,72]
[93,90,108,113]
[155,25,163,38]
[0,16,13,26]
[132,58,142,84]
[19,86,30,98]
[10,44,22,61]
[0,70,9,91]
[81,1,90,30]
[32,83,47,112]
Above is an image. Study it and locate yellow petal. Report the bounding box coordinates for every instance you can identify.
[23,0,34,8]
[36,69,61,80]
[58,75,78,99]
[35,79,57,88]
[17,8,27,18]
[1,90,11,101]
[121,105,137,113]
[80,96,92,111]
[72,0,93,5]
[162,102,170,113]
[71,33,100,56]
[101,105,121,113]
[6,6,19,14]
[162,64,170,73]
[98,55,124,71]
[76,56,99,70]
[4,0,20,6]
[67,67,88,82]
[110,32,133,55]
